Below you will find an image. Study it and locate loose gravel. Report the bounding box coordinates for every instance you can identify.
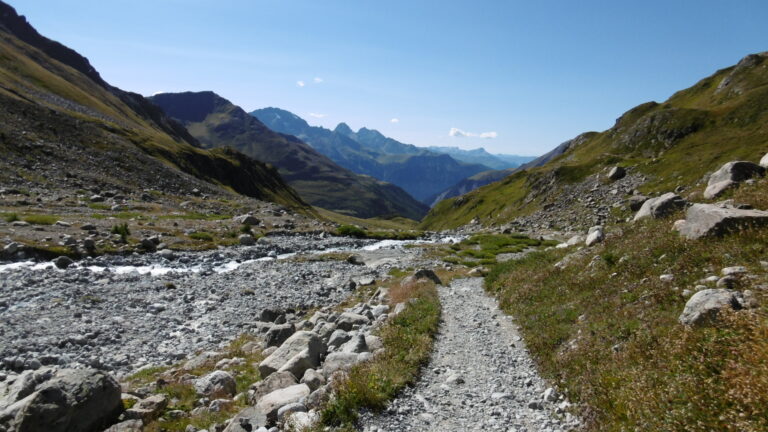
[0,234,443,378]
[361,277,580,432]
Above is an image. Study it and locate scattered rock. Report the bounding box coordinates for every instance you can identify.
[633,192,687,221]
[234,214,260,225]
[124,394,168,423]
[258,331,326,378]
[676,203,768,239]
[53,255,74,269]
[239,234,255,246]
[194,371,237,398]
[255,383,310,424]
[607,166,626,180]
[679,289,744,326]
[704,161,765,199]
[585,225,604,247]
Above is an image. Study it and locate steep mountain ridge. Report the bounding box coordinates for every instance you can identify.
[0,1,305,209]
[252,107,490,202]
[422,52,768,230]
[426,146,534,170]
[151,92,429,219]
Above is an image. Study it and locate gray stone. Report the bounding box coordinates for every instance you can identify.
[299,369,325,391]
[239,234,255,246]
[633,193,687,221]
[339,334,368,354]
[336,312,370,331]
[0,368,122,432]
[327,329,351,349]
[607,166,626,180]
[679,289,744,326]
[221,406,267,432]
[276,402,306,421]
[255,383,310,424]
[321,352,360,378]
[365,335,384,352]
[371,304,390,319]
[158,249,175,260]
[585,226,604,247]
[103,420,143,432]
[3,242,19,254]
[277,349,317,381]
[124,394,168,422]
[677,203,768,239]
[265,323,295,348]
[628,195,648,212]
[234,214,260,225]
[194,371,236,398]
[704,161,765,199]
[53,255,74,269]
[248,371,297,405]
[258,332,326,378]
[140,238,157,252]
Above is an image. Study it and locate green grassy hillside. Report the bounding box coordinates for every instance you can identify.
[0,1,306,210]
[422,52,768,230]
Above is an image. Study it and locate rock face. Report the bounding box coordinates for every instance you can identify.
[676,203,768,239]
[633,192,687,221]
[703,161,765,199]
[0,368,123,432]
[679,289,744,325]
[258,331,326,378]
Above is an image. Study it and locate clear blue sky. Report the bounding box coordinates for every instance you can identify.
[9,0,768,156]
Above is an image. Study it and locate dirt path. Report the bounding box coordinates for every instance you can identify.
[361,277,579,432]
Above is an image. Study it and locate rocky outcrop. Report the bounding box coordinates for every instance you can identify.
[675,203,768,239]
[0,368,122,432]
[703,161,765,199]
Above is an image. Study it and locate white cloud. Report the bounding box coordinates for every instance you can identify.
[296,80,305,87]
[309,113,327,118]
[313,77,323,83]
[390,118,400,123]
[449,127,497,139]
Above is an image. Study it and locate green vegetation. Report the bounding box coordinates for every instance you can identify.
[336,224,422,240]
[158,212,231,221]
[125,334,264,432]
[438,233,557,267]
[22,214,57,225]
[2,212,19,222]
[315,207,418,231]
[317,277,441,428]
[484,210,768,431]
[421,54,768,230]
[110,223,130,242]
[188,231,214,241]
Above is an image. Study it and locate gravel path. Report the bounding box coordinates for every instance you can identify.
[361,277,580,432]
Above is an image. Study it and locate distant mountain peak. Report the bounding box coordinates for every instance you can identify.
[334,122,354,136]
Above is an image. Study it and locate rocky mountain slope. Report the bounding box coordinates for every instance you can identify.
[0,1,307,213]
[151,93,428,220]
[425,146,534,170]
[426,139,579,206]
[252,108,490,203]
[422,52,768,231]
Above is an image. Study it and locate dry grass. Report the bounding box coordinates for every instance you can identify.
[485,210,768,431]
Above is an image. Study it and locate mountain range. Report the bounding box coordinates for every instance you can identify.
[149,92,428,220]
[252,108,530,203]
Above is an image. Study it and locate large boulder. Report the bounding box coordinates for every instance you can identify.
[584,226,604,247]
[676,203,768,240]
[255,384,311,425]
[258,331,326,378]
[0,368,123,432]
[679,289,744,325]
[704,161,765,199]
[607,166,626,180]
[633,193,687,221]
[194,371,237,398]
[248,371,297,405]
[234,214,260,225]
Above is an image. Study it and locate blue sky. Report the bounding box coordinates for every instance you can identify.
[9,0,768,155]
